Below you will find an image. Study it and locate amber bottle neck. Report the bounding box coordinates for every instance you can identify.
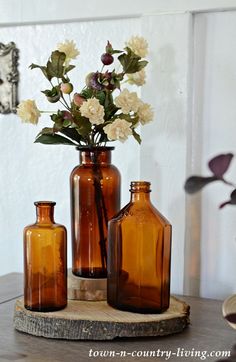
[35,202,55,224]
[79,147,113,165]
[130,181,151,203]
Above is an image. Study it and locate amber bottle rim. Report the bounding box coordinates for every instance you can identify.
[130,181,151,192]
[34,201,56,206]
[76,146,115,152]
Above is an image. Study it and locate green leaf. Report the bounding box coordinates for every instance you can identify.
[76,117,92,138]
[105,104,118,120]
[130,115,139,126]
[132,129,142,144]
[80,88,94,99]
[39,127,55,135]
[60,128,82,143]
[29,63,51,80]
[62,119,71,127]
[137,60,148,70]
[118,47,148,74]
[111,49,123,54]
[41,86,61,103]
[41,86,60,97]
[105,41,122,55]
[102,92,118,120]
[46,51,66,79]
[96,91,106,106]
[50,111,64,126]
[64,64,75,74]
[35,134,76,146]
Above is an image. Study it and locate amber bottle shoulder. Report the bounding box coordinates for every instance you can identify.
[24,223,66,231]
[110,201,171,226]
[70,163,120,174]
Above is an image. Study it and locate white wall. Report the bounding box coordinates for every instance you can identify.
[194,12,236,298]
[140,13,191,295]
[183,10,236,299]
[1,0,236,24]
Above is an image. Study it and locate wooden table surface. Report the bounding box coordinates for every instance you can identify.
[0,273,235,362]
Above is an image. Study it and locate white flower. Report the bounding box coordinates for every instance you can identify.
[103,118,132,143]
[114,89,141,114]
[17,100,41,125]
[127,69,146,86]
[57,40,80,63]
[80,98,105,125]
[137,102,154,125]
[126,36,148,58]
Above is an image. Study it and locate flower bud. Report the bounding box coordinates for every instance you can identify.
[62,111,73,120]
[101,53,114,65]
[60,82,73,94]
[73,93,85,107]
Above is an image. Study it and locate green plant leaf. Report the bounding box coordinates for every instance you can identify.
[62,119,71,127]
[64,64,75,74]
[76,117,92,137]
[29,63,51,80]
[103,92,118,120]
[95,91,106,106]
[35,134,76,145]
[105,104,118,120]
[80,88,94,99]
[50,112,64,127]
[46,51,66,79]
[39,127,55,135]
[60,128,82,143]
[111,49,123,54]
[132,129,142,144]
[137,60,148,70]
[118,47,148,74]
[41,86,61,103]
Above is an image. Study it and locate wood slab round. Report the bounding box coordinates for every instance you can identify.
[14,296,190,340]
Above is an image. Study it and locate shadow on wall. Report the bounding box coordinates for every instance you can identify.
[150,44,185,139]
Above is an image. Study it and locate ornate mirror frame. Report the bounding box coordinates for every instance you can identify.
[0,42,19,114]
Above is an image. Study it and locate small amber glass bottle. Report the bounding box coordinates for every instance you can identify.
[24,202,67,312]
[107,181,172,314]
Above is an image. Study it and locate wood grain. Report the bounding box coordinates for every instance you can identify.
[13,296,190,340]
[0,273,23,304]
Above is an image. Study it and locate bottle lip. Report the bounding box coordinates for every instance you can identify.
[130,181,151,192]
[76,146,115,151]
[34,201,56,206]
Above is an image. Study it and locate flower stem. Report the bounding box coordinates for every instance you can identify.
[90,151,108,273]
[39,110,57,113]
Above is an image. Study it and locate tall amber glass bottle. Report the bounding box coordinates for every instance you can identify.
[24,202,67,312]
[107,181,172,314]
[70,147,121,278]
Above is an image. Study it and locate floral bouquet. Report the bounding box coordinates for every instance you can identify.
[17,37,153,146]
